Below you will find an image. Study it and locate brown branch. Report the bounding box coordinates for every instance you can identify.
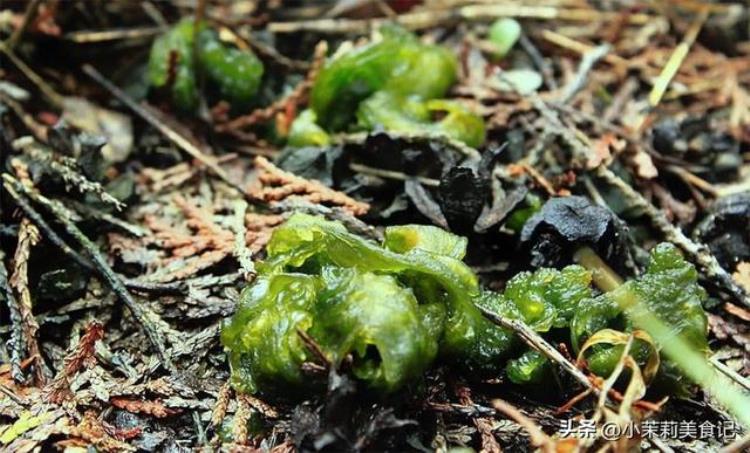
[82,64,242,194]
[297,328,332,370]
[9,218,47,386]
[0,42,65,107]
[5,0,42,50]
[268,6,652,34]
[251,156,369,216]
[455,384,501,453]
[210,382,233,430]
[45,321,104,404]
[110,397,181,418]
[0,91,48,141]
[491,399,557,453]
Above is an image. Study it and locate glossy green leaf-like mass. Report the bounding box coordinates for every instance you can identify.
[357,92,486,148]
[504,243,709,389]
[488,18,521,59]
[572,243,708,393]
[503,265,592,331]
[287,109,331,147]
[148,19,200,111]
[506,350,549,384]
[311,267,441,391]
[222,215,709,396]
[221,273,318,395]
[310,27,457,131]
[263,215,514,369]
[222,215,517,395]
[301,26,485,147]
[148,19,263,111]
[197,29,263,108]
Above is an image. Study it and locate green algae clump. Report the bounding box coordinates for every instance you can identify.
[287,26,485,147]
[222,215,710,396]
[148,19,263,112]
[221,215,511,395]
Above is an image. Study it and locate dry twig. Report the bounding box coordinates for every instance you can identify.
[646,8,710,114]
[596,166,750,309]
[45,321,104,404]
[477,305,596,393]
[455,385,501,453]
[3,174,173,367]
[82,64,242,193]
[269,5,651,34]
[110,397,181,418]
[492,399,559,453]
[4,0,42,50]
[0,252,25,383]
[9,218,47,386]
[251,156,369,216]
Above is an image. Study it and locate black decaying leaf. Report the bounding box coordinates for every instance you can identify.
[290,366,414,451]
[438,167,490,233]
[404,179,449,229]
[47,121,77,155]
[46,121,108,181]
[353,408,416,450]
[651,117,741,183]
[694,191,750,271]
[77,133,108,182]
[293,369,357,450]
[474,186,528,233]
[520,196,630,270]
[276,146,345,187]
[37,267,88,301]
[360,132,457,175]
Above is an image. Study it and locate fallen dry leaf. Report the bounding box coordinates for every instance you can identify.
[733,262,750,294]
[630,149,658,179]
[588,133,626,169]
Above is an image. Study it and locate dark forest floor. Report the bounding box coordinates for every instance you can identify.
[1,1,750,451]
